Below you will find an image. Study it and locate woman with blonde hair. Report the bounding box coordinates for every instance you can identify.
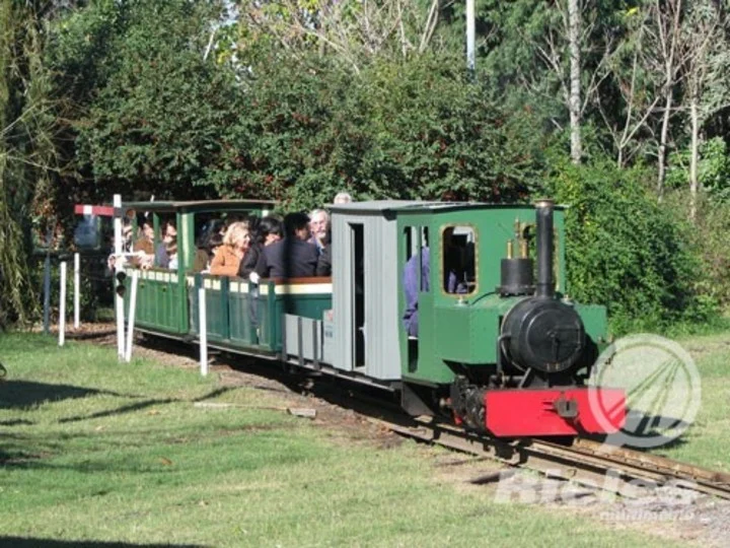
[210,221,250,276]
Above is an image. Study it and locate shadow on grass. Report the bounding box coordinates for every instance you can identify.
[58,398,177,423]
[0,381,139,410]
[58,387,237,424]
[0,538,207,548]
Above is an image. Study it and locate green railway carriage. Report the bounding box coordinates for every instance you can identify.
[119,198,625,438]
[121,199,275,338]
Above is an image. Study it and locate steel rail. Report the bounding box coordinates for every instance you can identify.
[367,414,730,500]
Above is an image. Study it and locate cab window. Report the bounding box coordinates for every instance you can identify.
[442,225,476,295]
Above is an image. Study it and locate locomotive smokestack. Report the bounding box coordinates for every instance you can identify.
[535,199,554,298]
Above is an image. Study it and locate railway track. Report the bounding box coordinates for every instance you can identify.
[368,413,730,500]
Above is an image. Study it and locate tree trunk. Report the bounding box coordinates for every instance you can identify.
[689,97,699,221]
[657,91,672,200]
[568,0,582,164]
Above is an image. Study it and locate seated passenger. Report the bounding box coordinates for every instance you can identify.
[308,209,329,255]
[316,228,332,277]
[210,222,250,277]
[238,216,283,279]
[155,220,177,268]
[403,247,429,338]
[167,239,178,270]
[127,218,154,269]
[333,191,353,204]
[255,212,318,280]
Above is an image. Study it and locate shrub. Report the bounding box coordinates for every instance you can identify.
[213,53,548,210]
[545,156,715,334]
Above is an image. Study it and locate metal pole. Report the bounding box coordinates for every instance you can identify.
[43,250,51,335]
[59,261,67,347]
[125,269,139,362]
[199,286,208,376]
[43,225,53,335]
[113,194,126,360]
[466,0,475,72]
[73,252,80,329]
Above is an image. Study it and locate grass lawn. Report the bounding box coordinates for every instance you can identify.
[652,331,730,472]
[0,333,700,547]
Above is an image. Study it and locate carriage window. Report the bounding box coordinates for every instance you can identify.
[442,226,476,295]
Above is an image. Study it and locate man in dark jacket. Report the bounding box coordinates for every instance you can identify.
[255,212,318,279]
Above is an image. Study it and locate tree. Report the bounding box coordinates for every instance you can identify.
[49,0,232,202]
[234,0,445,72]
[681,0,730,219]
[480,1,621,164]
[0,0,59,326]
[640,0,687,198]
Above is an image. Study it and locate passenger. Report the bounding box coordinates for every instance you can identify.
[238,216,283,279]
[192,238,209,273]
[255,212,318,279]
[167,239,178,270]
[403,247,429,338]
[155,220,177,268]
[132,218,155,269]
[197,232,224,273]
[316,228,331,277]
[333,191,353,204]
[308,209,329,254]
[209,221,250,276]
[133,219,154,255]
[206,232,224,263]
[106,220,134,270]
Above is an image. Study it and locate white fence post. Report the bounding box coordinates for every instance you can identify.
[199,286,208,376]
[58,261,67,347]
[113,194,125,361]
[73,252,80,329]
[125,269,139,363]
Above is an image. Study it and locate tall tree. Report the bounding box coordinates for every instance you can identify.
[480,1,621,163]
[682,0,730,219]
[0,0,57,326]
[567,0,582,163]
[644,0,686,198]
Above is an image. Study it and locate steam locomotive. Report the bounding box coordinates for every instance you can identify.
[115,198,626,438]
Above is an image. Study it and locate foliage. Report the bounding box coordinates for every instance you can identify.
[212,52,547,210]
[0,0,58,327]
[546,155,714,333]
[49,0,230,202]
[6,0,729,332]
[234,0,445,73]
[667,137,730,200]
[663,192,730,314]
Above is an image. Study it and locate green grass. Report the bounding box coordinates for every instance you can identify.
[0,333,688,547]
[650,331,730,471]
